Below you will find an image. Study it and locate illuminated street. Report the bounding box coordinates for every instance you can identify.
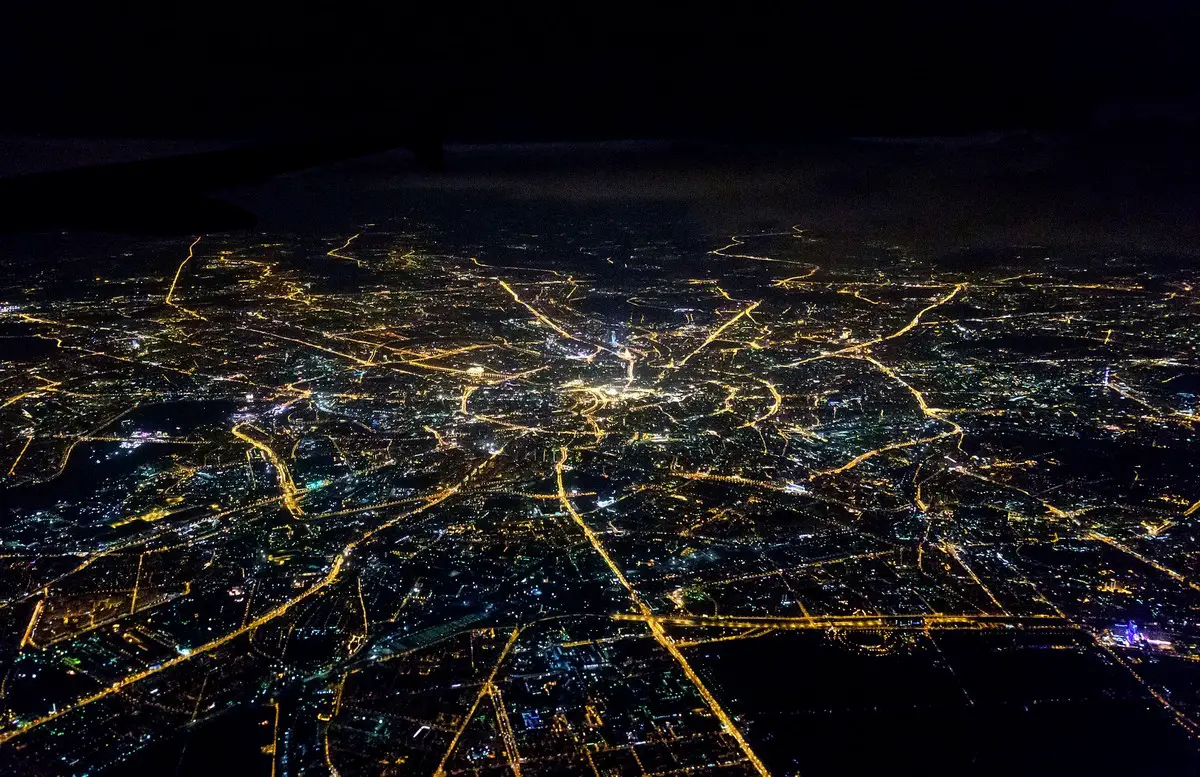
[2,201,1200,775]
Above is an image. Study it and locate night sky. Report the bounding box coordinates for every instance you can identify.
[3,3,1198,143]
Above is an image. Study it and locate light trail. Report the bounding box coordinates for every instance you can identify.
[0,549,117,612]
[614,613,1068,632]
[327,233,361,262]
[1106,373,1198,427]
[806,353,964,478]
[1087,532,1200,592]
[673,470,779,490]
[0,454,503,746]
[323,718,343,777]
[6,434,33,476]
[1,376,61,410]
[914,463,930,512]
[1,390,43,410]
[1089,630,1200,737]
[497,280,577,340]
[686,550,899,592]
[837,287,883,305]
[880,284,966,342]
[674,300,761,367]
[189,674,209,723]
[423,425,452,449]
[937,542,1009,615]
[471,255,566,277]
[460,384,478,415]
[949,463,1079,522]
[554,446,771,776]
[738,379,783,430]
[1024,576,1200,739]
[52,439,82,480]
[674,627,776,648]
[51,434,203,445]
[787,283,964,366]
[433,627,521,777]
[710,234,816,267]
[809,430,956,479]
[355,574,370,636]
[772,267,821,287]
[270,701,281,777]
[165,236,206,319]
[232,423,305,518]
[246,328,377,367]
[400,355,539,384]
[490,681,523,777]
[129,553,145,614]
[32,403,142,485]
[715,382,740,414]
[18,598,43,650]
[0,554,344,746]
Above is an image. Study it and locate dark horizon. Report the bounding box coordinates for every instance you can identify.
[4,3,1199,146]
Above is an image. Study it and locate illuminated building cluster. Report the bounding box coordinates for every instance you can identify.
[1,221,1199,774]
